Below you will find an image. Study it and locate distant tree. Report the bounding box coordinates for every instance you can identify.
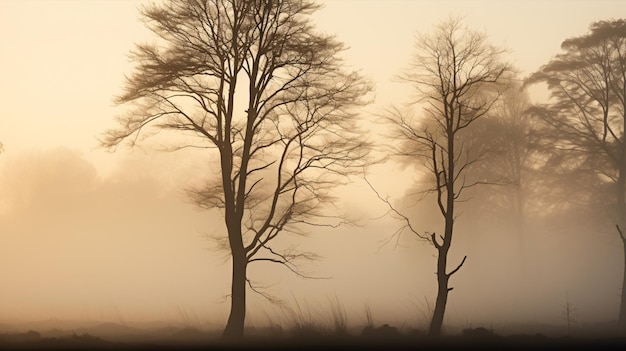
[526,19,626,325]
[459,85,545,264]
[374,17,514,336]
[561,292,577,336]
[102,0,371,338]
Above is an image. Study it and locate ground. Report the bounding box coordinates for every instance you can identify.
[2,326,626,351]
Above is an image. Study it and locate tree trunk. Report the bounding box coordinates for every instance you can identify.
[618,80,626,326]
[429,244,450,336]
[429,121,457,337]
[429,181,455,336]
[617,153,626,325]
[222,248,247,339]
[618,236,626,327]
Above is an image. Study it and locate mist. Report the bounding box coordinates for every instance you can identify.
[0,148,226,325]
[2,1,626,348]
[0,147,620,335]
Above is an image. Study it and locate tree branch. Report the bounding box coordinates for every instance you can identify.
[617,225,626,241]
[447,255,467,277]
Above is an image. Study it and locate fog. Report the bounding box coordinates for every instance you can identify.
[1,0,625,339]
[0,148,223,324]
[0,147,621,333]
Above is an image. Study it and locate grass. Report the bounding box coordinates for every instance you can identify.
[258,293,352,339]
[4,322,625,351]
[2,296,626,350]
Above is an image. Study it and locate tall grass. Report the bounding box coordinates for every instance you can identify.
[172,306,204,331]
[247,293,423,340]
[327,294,348,335]
[281,293,339,338]
[364,303,374,329]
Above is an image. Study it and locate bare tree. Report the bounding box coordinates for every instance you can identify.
[374,17,513,336]
[102,0,371,338]
[561,292,577,336]
[526,19,626,326]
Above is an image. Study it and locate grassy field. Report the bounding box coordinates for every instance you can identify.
[2,321,626,351]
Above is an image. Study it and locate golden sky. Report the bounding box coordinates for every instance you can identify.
[0,0,625,330]
[1,0,623,173]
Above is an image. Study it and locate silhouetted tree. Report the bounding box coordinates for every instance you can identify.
[102,0,371,338]
[526,19,626,326]
[374,17,513,336]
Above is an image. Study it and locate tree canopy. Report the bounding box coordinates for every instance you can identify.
[526,18,626,326]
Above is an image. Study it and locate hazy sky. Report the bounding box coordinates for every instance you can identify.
[1,0,626,331]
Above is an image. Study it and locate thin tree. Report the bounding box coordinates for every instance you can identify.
[561,292,577,336]
[526,19,626,325]
[102,0,371,338]
[372,17,513,336]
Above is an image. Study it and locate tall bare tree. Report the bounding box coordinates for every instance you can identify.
[374,17,513,336]
[526,19,626,326]
[102,0,371,338]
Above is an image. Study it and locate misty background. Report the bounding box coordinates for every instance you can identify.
[0,0,624,333]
